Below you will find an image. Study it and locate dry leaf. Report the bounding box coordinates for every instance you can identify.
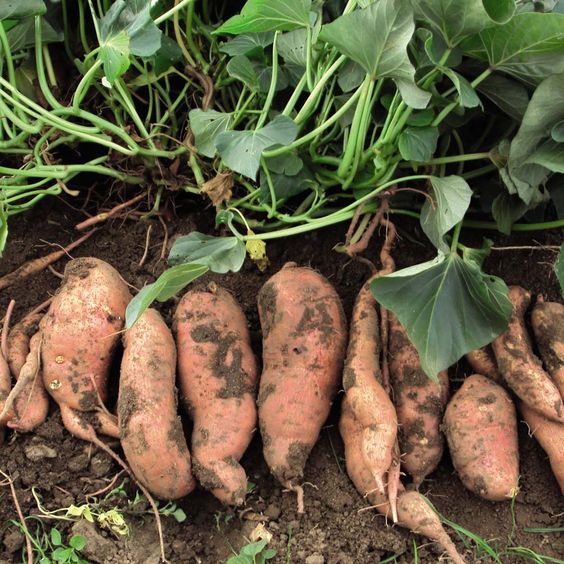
[201,171,234,206]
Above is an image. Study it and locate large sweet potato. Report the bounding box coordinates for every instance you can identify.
[119,308,195,500]
[339,398,465,564]
[389,313,448,487]
[258,263,347,510]
[444,374,519,501]
[40,258,130,439]
[492,286,563,423]
[174,285,258,506]
[531,300,564,399]
[342,280,396,495]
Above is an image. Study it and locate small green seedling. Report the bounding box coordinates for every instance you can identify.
[43,529,88,564]
[227,539,276,564]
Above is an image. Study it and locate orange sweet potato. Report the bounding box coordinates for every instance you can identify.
[339,398,465,564]
[258,263,347,510]
[465,346,502,383]
[531,300,564,400]
[520,402,564,494]
[119,308,195,499]
[492,286,563,423]
[40,258,131,440]
[444,374,519,501]
[174,285,258,506]
[0,352,10,444]
[343,281,397,496]
[389,313,448,487]
[5,313,49,432]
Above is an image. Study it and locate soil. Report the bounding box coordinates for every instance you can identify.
[0,193,563,564]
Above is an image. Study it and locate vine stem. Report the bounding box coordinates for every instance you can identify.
[450,221,463,252]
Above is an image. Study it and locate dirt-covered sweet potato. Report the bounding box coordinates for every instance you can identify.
[0,352,10,444]
[531,300,564,399]
[40,257,131,440]
[492,286,563,423]
[343,280,397,496]
[520,403,564,494]
[258,262,347,511]
[119,308,195,500]
[444,374,519,501]
[5,313,49,432]
[389,313,448,487]
[465,346,502,383]
[339,398,465,564]
[174,285,258,506]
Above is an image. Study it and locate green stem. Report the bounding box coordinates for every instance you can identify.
[72,60,103,110]
[155,0,194,25]
[450,221,463,252]
[282,74,307,116]
[426,152,491,165]
[34,17,63,109]
[256,32,279,130]
[305,25,314,92]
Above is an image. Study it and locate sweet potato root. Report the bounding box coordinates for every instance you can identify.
[389,313,448,487]
[5,313,49,432]
[520,403,564,494]
[343,280,397,496]
[339,398,465,564]
[0,353,10,444]
[492,286,563,423]
[40,258,131,440]
[531,300,564,399]
[174,285,258,506]
[444,374,519,501]
[465,346,502,383]
[119,308,195,500]
[258,263,347,510]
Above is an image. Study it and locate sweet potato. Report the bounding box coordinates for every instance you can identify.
[339,398,465,564]
[465,346,502,383]
[531,300,564,399]
[174,285,258,506]
[40,258,130,440]
[492,286,563,423]
[0,353,10,444]
[444,374,519,501]
[520,403,564,494]
[5,313,49,432]
[119,308,195,499]
[342,280,397,496]
[258,263,347,510]
[389,313,448,487]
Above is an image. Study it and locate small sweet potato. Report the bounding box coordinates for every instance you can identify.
[492,286,563,423]
[389,313,448,487]
[0,353,10,444]
[444,374,519,501]
[174,285,258,506]
[531,300,564,399]
[343,281,397,495]
[465,346,502,383]
[119,308,195,500]
[258,263,347,510]
[520,403,564,494]
[40,258,131,440]
[339,398,465,564]
[5,313,49,432]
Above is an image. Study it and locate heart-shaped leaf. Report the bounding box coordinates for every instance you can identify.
[189,109,231,158]
[398,126,439,162]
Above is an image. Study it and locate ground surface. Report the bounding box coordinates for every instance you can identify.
[0,193,563,563]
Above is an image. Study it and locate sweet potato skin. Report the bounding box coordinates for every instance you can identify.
[40,258,131,438]
[5,313,49,432]
[175,285,258,506]
[465,346,502,383]
[389,313,448,487]
[492,286,563,423]
[444,374,519,501]
[343,281,397,494]
[258,263,347,488]
[119,308,195,500]
[0,354,10,443]
[531,300,564,400]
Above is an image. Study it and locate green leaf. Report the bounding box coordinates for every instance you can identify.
[219,32,274,56]
[406,109,435,126]
[168,233,246,273]
[476,74,529,120]
[69,536,86,551]
[462,238,493,268]
[0,0,45,19]
[52,547,72,562]
[189,109,231,158]
[442,68,481,108]
[555,243,564,297]
[260,162,312,203]
[551,120,564,142]
[277,28,307,66]
[216,115,298,179]
[525,139,564,172]
[242,540,268,556]
[99,0,162,83]
[6,17,62,52]
[217,0,311,34]
[152,35,183,75]
[51,528,62,546]
[125,264,209,328]
[398,126,439,162]
[411,0,515,47]
[491,192,528,234]
[420,175,473,251]
[462,13,564,84]
[395,77,432,110]
[371,253,512,379]
[172,508,187,523]
[338,60,365,93]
